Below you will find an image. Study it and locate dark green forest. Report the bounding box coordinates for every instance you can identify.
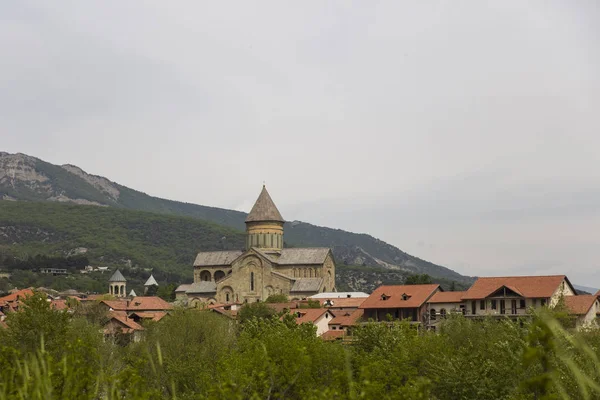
[1,293,599,399]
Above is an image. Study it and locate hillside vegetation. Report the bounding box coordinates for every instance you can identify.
[0,152,473,285]
[0,201,465,293]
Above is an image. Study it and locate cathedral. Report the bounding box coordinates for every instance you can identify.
[182,185,335,306]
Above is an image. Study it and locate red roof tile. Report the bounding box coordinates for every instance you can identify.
[329,309,364,327]
[462,275,569,300]
[292,308,331,324]
[321,330,346,340]
[428,291,467,304]
[360,285,440,309]
[127,297,173,311]
[565,295,598,315]
[0,288,34,303]
[108,312,144,331]
[100,300,129,311]
[50,300,68,311]
[130,311,168,322]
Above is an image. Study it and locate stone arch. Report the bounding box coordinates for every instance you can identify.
[208,298,217,305]
[304,269,308,278]
[221,286,234,304]
[200,270,212,282]
[265,285,274,297]
[308,268,314,278]
[293,268,297,277]
[189,298,202,308]
[214,270,225,282]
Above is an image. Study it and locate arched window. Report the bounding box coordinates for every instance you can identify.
[430,309,437,321]
[226,293,230,302]
[304,269,307,278]
[309,268,313,278]
[250,272,254,292]
[440,308,447,318]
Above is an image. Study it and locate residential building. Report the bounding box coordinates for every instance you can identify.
[461,275,575,317]
[288,308,336,336]
[564,295,600,329]
[360,284,440,323]
[426,291,467,328]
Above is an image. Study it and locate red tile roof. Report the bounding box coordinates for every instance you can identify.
[565,295,598,315]
[0,288,34,303]
[321,330,346,340]
[50,300,68,311]
[292,308,331,324]
[428,291,466,304]
[130,311,168,322]
[360,285,440,309]
[462,275,570,300]
[329,309,364,327]
[127,297,173,311]
[108,312,144,331]
[100,300,129,311]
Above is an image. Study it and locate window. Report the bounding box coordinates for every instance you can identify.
[511,299,517,314]
[532,298,537,307]
[380,294,390,301]
[430,309,437,321]
[471,301,476,315]
[491,300,497,310]
[520,299,526,309]
[541,298,547,307]
[440,309,447,318]
[500,300,506,315]
[226,293,230,302]
[480,300,486,310]
[401,293,410,301]
[250,272,254,292]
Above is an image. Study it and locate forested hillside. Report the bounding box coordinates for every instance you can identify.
[0,152,473,285]
[0,201,466,293]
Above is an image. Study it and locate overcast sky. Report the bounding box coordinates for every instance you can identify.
[2,1,599,287]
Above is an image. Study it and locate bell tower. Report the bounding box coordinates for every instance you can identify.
[245,185,285,251]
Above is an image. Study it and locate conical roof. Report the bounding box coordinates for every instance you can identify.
[245,185,284,223]
[129,289,137,297]
[108,269,126,282]
[144,274,158,287]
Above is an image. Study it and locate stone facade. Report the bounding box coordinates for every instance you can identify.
[183,186,335,306]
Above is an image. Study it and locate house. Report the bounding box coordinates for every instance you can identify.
[360,284,441,324]
[461,275,575,317]
[104,311,144,342]
[328,308,364,337]
[100,296,172,322]
[426,291,467,328]
[0,288,34,314]
[129,311,168,323]
[288,308,336,336]
[564,295,600,329]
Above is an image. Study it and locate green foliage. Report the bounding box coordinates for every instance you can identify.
[265,293,289,303]
[405,273,433,285]
[238,302,277,323]
[1,303,600,400]
[0,200,245,291]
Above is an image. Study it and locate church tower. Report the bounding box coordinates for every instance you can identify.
[245,185,285,251]
[108,269,127,298]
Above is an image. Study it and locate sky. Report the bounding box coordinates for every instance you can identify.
[2,1,599,287]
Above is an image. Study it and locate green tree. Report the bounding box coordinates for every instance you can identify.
[265,293,289,303]
[405,274,433,285]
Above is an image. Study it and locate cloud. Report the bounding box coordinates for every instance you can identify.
[2,1,599,286]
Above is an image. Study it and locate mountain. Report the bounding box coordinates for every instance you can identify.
[0,152,474,286]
